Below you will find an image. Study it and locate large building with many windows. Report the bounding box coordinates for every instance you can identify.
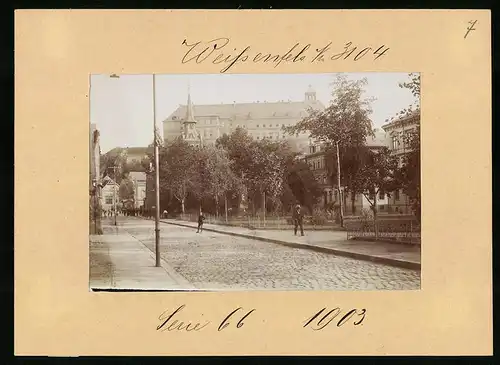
[162,86,325,153]
[381,109,420,214]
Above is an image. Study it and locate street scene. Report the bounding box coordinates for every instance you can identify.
[89,73,421,291]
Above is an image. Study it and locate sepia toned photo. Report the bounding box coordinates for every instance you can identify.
[89,72,421,291]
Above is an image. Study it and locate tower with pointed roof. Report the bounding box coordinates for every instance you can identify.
[182,87,202,147]
[305,85,317,102]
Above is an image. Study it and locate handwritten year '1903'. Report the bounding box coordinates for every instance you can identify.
[181,38,389,73]
[303,307,366,330]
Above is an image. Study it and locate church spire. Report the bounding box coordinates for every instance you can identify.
[185,83,196,124]
[181,84,201,146]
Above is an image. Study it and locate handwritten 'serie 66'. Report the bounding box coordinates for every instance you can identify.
[156,305,365,332]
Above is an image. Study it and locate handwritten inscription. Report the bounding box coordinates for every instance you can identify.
[156,305,366,333]
[156,305,256,333]
[157,305,211,332]
[464,20,478,39]
[303,307,366,330]
[218,307,256,331]
[181,38,389,73]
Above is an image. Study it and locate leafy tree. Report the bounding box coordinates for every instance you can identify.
[284,74,375,219]
[100,147,127,183]
[286,159,322,213]
[201,145,242,219]
[356,147,400,238]
[159,138,198,213]
[119,171,135,204]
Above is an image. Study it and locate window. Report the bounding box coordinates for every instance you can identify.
[395,189,400,200]
[263,124,266,127]
[379,191,385,200]
[276,124,279,127]
[256,124,259,128]
[105,195,113,204]
[392,137,398,150]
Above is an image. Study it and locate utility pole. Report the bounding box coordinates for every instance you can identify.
[110,73,161,266]
[153,74,161,267]
[112,166,117,226]
[335,140,344,228]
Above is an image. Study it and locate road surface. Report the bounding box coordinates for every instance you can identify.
[118,218,421,291]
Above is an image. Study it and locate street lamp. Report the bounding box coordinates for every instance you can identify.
[109,74,162,267]
[335,140,344,228]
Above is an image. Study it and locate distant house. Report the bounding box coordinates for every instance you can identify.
[124,147,151,166]
[100,178,119,211]
[303,128,391,214]
[128,171,147,209]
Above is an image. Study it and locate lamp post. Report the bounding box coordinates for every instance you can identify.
[110,73,161,267]
[111,166,118,226]
[152,74,161,267]
[335,140,344,228]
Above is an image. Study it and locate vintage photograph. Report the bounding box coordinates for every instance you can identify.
[89,72,421,291]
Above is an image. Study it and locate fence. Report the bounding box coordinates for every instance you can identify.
[345,215,421,245]
[174,213,341,230]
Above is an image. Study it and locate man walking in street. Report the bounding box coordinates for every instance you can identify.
[292,203,304,236]
[196,211,205,233]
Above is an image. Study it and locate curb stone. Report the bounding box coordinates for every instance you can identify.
[160,220,421,271]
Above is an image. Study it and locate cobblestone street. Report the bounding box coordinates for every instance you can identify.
[121,218,420,291]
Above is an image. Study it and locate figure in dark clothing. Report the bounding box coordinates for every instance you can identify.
[292,204,304,236]
[196,211,205,233]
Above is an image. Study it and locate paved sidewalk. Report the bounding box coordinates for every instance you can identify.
[89,224,195,290]
[162,219,421,270]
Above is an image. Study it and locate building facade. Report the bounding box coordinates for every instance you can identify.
[162,86,325,153]
[100,178,119,211]
[381,109,420,214]
[303,128,392,215]
[128,171,147,209]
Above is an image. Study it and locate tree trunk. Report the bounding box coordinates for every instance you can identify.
[215,195,219,219]
[351,193,356,215]
[181,198,185,214]
[224,195,228,223]
[373,193,379,240]
[262,191,266,225]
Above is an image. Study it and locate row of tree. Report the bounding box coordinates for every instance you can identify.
[99,73,421,226]
[153,131,323,217]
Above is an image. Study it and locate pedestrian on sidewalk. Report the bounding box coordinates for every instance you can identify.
[163,209,168,219]
[196,211,205,233]
[293,203,304,236]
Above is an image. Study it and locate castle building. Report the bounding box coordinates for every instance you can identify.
[162,86,325,153]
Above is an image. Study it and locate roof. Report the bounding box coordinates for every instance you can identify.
[128,171,146,181]
[365,128,390,147]
[125,147,151,156]
[163,99,325,123]
[382,109,420,130]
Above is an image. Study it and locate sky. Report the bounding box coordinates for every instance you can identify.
[90,73,419,153]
